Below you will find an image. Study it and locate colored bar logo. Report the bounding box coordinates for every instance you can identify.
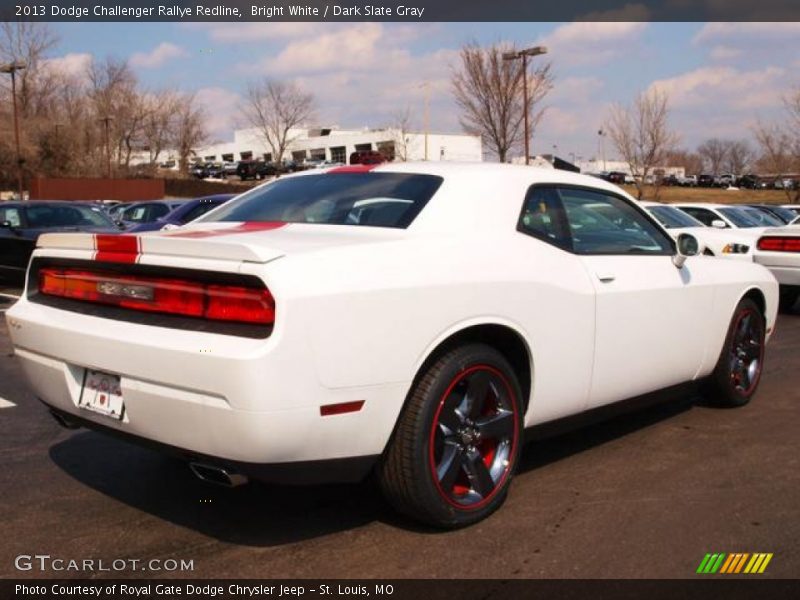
[697,553,773,574]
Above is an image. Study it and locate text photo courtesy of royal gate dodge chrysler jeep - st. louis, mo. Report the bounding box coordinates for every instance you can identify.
[0,1,799,597]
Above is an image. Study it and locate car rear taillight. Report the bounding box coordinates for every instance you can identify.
[757,236,800,252]
[38,268,275,325]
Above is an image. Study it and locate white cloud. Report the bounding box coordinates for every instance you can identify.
[194,87,243,139]
[130,42,188,69]
[709,45,743,61]
[185,22,324,43]
[693,22,800,45]
[550,77,605,104]
[648,66,787,110]
[537,22,648,66]
[41,52,92,78]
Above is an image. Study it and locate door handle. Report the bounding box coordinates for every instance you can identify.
[596,272,616,283]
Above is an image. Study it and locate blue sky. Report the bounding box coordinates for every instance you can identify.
[47,22,800,160]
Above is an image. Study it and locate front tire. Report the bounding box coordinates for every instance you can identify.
[706,298,766,407]
[378,344,524,528]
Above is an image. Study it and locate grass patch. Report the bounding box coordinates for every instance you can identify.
[620,185,798,205]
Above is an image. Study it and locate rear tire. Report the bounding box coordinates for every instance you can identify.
[705,298,765,407]
[377,344,524,528]
[779,286,800,313]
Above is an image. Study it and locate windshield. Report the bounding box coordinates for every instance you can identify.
[741,207,786,227]
[760,205,800,223]
[718,207,762,228]
[202,172,443,229]
[24,204,115,228]
[647,205,704,229]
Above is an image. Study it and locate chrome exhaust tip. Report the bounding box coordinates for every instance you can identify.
[189,462,248,488]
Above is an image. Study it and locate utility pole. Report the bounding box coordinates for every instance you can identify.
[99,116,114,178]
[503,46,548,165]
[1,61,27,199]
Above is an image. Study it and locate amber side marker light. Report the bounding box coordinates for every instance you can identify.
[320,400,365,417]
[38,268,275,325]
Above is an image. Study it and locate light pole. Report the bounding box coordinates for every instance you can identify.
[598,129,607,172]
[98,116,114,178]
[1,61,27,199]
[503,46,547,165]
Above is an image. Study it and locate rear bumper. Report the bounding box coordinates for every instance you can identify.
[754,260,800,286]
[45,403,377,484]
[6,297,408,470]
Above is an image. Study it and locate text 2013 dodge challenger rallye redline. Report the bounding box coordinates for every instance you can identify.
[5,163,779,527]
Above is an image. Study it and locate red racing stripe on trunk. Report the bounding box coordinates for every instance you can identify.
[95,234,140,263]
[163,221,287,239]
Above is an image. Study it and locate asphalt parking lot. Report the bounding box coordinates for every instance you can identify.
[0,287,798,580]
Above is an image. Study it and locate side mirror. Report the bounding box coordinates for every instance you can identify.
[711,219,727,229]
[673,233,700,268]
[0,220,11,228]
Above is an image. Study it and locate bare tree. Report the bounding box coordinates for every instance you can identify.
[723,140,755,176]
[0,22,59,117]
[173,93,207,174]
[697,138,729,175]
[753,122,797,201]
[142,89,180,165]
[240,79,314,164]
[664,149,703,176]
[387,106,413,162]
[451,42,553,163]
[604,88,679,200]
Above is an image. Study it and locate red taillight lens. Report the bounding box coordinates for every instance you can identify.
[757,236,800,252]
[38,268,274,325]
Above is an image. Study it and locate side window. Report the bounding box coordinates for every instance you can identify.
[150,204,170,220]
[680,207,719,227]
[0,207,22,227]
[518,186,571,251]
[559,187,673,255]
[180,203,217,224]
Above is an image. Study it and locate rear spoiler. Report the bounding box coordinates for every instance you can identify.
[37,226,286,264]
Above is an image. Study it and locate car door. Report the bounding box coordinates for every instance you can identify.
[556,186,714,409]
[515,185,596,424]
[0,206,35,280]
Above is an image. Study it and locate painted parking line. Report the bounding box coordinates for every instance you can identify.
[0,397,17,409]
[0,293,21,299]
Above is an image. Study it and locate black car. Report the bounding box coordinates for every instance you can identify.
[697,174,715,187]
[237,160,278,181]
[0,201,122,284]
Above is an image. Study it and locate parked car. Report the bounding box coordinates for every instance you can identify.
[746,204,799,225]
[642,202,752,259]
[0,201,122,284]
[753,228,800,311]
[6,163,779,527]
[697,174,715,187]
[237,160,277,181]
[119,201,186,227]
[190,163,209,179]
[349,150,386,165]
[736,174,761,190]
[605,171,626,184]
[674,203,784,230]
[128,194,236,232]
[715,174,737,187]
[222,162,238,177]
[676,175,697,187]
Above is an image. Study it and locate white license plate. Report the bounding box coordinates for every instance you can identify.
[78,370,125,420]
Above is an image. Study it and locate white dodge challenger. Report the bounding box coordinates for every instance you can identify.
[5,163,779,527]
